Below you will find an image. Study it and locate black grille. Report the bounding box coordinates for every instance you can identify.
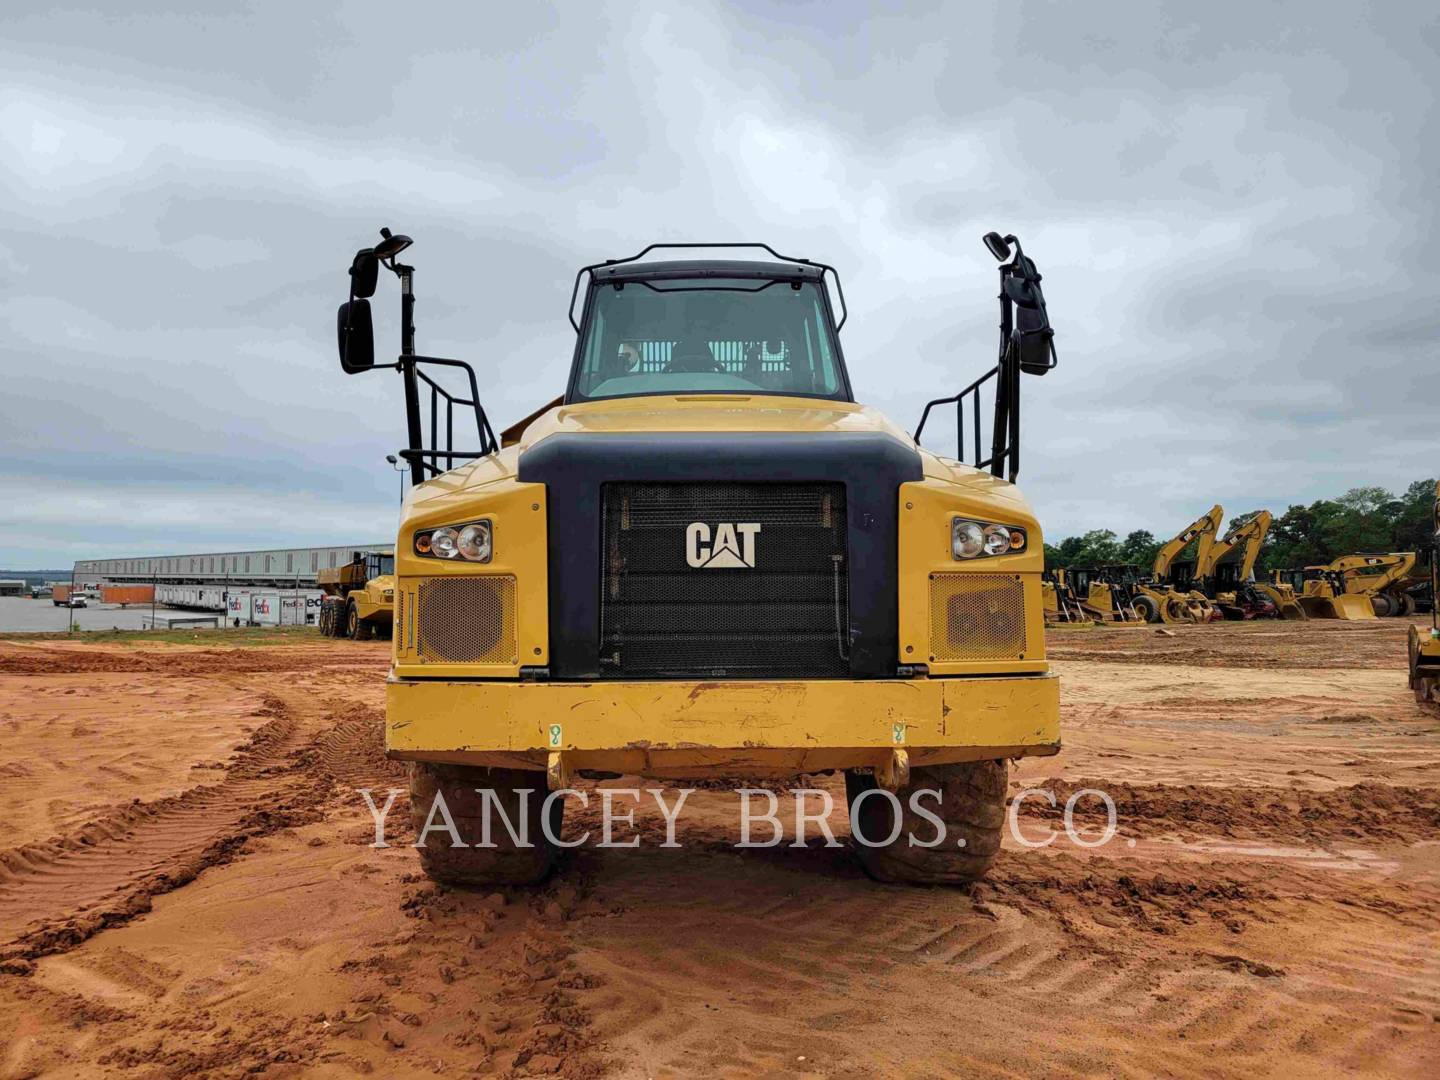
[600,482,849,677]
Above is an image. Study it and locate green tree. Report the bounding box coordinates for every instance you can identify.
[1048,529,1122,570]
[1118,529,1160,570]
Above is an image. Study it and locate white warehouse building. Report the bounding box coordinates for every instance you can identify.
[73,544,390,619]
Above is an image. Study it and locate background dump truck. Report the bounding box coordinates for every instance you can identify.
[317,550,395,639]
[336,229,1060,886]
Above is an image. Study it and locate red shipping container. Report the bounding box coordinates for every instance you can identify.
[102,585,155,606]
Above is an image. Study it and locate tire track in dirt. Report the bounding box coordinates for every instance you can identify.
[0,691,387,970]
[553,811,1439,1077]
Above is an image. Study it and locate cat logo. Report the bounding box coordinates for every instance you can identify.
[685,522,761,569]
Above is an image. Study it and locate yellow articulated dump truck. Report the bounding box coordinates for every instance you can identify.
[335,229,1060,885]
[317,550,395,640]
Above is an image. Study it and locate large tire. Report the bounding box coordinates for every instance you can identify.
[347,600,374,641]
[407,763,562,886]
[1371,594,1396,618]
[322,598,345,637]
[845,759,1007,885]
[1132,594,1160,623]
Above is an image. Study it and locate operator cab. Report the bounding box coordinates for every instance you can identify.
[567,260,852,404]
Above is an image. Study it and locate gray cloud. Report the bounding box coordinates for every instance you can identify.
[1,0,1436,566]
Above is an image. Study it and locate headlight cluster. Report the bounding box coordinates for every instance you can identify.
[952,518,1026,560]
[414,519,492,562]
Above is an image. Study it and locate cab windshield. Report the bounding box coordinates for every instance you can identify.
[571,278,849,401]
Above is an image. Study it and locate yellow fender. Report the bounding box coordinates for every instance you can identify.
[1253,582,1306,620]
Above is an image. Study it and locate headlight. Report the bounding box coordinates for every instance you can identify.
[457,522,492,562]
[414,519,493,562]
[951,517,1027,560]
[983,524,1011,555]
[952,520,984,559]
[430,527,459,559]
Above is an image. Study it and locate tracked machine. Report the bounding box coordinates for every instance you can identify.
[1061,567,1143,624]
[336,229,1061,885]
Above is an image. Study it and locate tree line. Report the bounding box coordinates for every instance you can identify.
[1044,478,1437,574]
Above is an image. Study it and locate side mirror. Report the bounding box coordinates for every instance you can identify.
[349,248,378,299]
[337,299,374,373]
[983,231,1011,262]
[1015,327,1055,375]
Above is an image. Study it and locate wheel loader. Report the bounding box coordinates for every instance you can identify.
[1279,554,1416,620]
[1275,566,1373,620]
[335,229,1061,886]
[1408,481,1440,707]
[1331,553,1419,617]
[317,549,395,639]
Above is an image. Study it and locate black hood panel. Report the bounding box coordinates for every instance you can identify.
[518,431,923,680]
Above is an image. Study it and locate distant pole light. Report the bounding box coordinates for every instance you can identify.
[386,453,404,504]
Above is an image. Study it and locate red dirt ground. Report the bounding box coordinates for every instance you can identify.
[0,621,1436,1077]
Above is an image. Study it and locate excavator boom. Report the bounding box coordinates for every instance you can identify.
[1153,505,1224,581]
[1206,511,1274,583]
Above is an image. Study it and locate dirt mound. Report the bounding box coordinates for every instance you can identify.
[0,642,388,676]
[1048,620,1409,670]
[1025,778,1440,843]
[986,850,1270,936]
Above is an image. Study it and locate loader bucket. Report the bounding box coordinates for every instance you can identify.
[1332,594,1379,620]
[1297,594,1376,620]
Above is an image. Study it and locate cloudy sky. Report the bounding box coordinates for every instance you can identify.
[2,1,1435,568]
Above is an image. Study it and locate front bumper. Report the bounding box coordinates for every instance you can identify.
[386,673,1060,779]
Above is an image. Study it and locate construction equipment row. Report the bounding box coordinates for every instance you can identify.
[1046,504,1425,625]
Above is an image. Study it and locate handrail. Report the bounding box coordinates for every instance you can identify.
[401,354,498,478]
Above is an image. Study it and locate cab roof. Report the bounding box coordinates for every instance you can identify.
[590,259,825,285]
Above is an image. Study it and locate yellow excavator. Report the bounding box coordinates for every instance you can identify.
[1200,511,1284,619]
[1133,505,1224,623]
[1408,481,1439,706]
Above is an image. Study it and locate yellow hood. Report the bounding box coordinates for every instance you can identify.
[518,394,913,443]
[409,393,1015,506]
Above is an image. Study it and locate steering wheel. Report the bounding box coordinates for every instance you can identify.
[666,343,722,373]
